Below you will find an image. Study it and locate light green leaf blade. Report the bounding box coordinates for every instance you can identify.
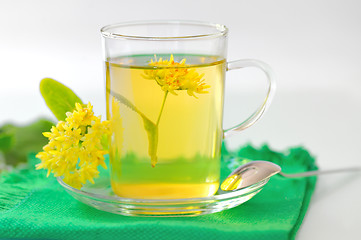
[40,78,83,121]
[108,89,143,117]
[109,90,159,167]
[142,117,158,167]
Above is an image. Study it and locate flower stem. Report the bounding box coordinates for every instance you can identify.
[156,91,168,126]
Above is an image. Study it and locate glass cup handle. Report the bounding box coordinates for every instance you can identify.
[223,59,276,138]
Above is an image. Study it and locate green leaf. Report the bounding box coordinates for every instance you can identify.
[40,78,83,121]
[0,119,54,167]
[0,132,14,152]
[109,89,159,167]
[108,89,144,118]
[142,117,158,168]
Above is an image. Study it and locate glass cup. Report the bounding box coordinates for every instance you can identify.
[101,21,275,200]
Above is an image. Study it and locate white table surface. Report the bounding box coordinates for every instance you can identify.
[1,0,360,239]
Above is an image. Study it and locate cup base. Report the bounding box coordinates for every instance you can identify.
[57,174,268,217]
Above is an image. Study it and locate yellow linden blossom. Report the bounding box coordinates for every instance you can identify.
[143,54,210,97]
[36,103,111,189]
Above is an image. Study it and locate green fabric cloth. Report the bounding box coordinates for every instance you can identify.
[0,144,317,240]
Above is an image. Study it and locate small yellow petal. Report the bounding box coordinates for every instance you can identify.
[35,163,44,170]
[55,136,66,142]
[43,132,52,138]
[75,102,83,111]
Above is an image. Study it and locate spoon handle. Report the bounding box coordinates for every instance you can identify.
[279,167,361,178]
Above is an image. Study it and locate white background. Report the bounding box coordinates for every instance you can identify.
[0,0,360,239]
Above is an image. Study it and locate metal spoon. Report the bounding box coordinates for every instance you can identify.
[221,160,361,191]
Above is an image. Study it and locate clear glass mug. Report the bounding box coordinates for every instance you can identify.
[101,21,275,199]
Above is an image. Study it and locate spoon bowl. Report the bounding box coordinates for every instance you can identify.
[221,160,361,191]
[221,161,281,191]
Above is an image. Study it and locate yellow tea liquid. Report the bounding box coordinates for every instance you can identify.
[106,54,225,199]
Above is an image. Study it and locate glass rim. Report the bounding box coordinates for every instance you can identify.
[100,20,228,40]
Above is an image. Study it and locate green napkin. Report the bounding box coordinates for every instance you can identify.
[0,144,317,240]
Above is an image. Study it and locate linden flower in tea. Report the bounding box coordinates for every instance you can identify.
[143,54,211,127]
[36,103,111,189]
[109,55,211,167]
[142,55,210,166]
[142,54,210,98]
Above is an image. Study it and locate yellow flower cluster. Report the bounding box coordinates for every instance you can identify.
[36,103,111,189]
[143,54,210,97]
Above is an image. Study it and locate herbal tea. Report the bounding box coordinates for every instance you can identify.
[106,54,225,199]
